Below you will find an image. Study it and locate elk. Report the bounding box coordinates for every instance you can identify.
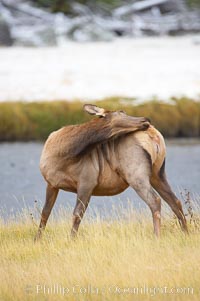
[35,104,187,240]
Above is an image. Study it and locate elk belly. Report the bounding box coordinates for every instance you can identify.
[93,164,128,196]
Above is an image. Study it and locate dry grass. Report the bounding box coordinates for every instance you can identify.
[0,200,200,301]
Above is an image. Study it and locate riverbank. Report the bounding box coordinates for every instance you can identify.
[0,211,200,301]
[0,98,200,141]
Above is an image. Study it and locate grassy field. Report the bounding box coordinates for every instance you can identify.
[0,202,200,301]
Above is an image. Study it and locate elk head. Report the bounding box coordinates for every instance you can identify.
[83,104,150,134]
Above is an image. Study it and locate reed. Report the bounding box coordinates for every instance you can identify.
[0,97,200,141]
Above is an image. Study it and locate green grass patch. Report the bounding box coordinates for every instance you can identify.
[187,0,200,7]
[33,0,122,14]
[0,97,200,141]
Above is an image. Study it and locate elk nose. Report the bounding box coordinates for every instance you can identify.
[140,117,150,130]
[142,121,150,130]
[141,117,151,123]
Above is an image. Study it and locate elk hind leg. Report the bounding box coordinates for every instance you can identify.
[130,177,161,237]
[151,162,188,233]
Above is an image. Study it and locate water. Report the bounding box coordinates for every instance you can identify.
[0,141,200,219]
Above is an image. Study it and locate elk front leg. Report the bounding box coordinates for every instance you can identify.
[71,186,92,238]
[34,184,58,241]
[71,157,98,238]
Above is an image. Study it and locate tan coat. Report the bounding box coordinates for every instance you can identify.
[35,104,187,240]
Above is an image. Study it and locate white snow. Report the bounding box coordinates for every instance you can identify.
[0,36,200,102]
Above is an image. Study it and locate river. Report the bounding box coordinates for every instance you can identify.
[0,141,200,220]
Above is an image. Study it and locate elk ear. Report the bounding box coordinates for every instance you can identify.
[83,104,106,117]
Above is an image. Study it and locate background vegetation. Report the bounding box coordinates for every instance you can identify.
[32,0,123,14]
[32,0,200,14]
[0,98,200,141]
[187,0,200,7]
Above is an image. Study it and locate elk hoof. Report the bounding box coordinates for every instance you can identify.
[34,232,42,243]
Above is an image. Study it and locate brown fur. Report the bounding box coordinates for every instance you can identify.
[35,106,187,241]
[42,114,149,159]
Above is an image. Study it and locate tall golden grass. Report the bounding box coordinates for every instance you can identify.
[0,197,200,301]
[0,97,200,141]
